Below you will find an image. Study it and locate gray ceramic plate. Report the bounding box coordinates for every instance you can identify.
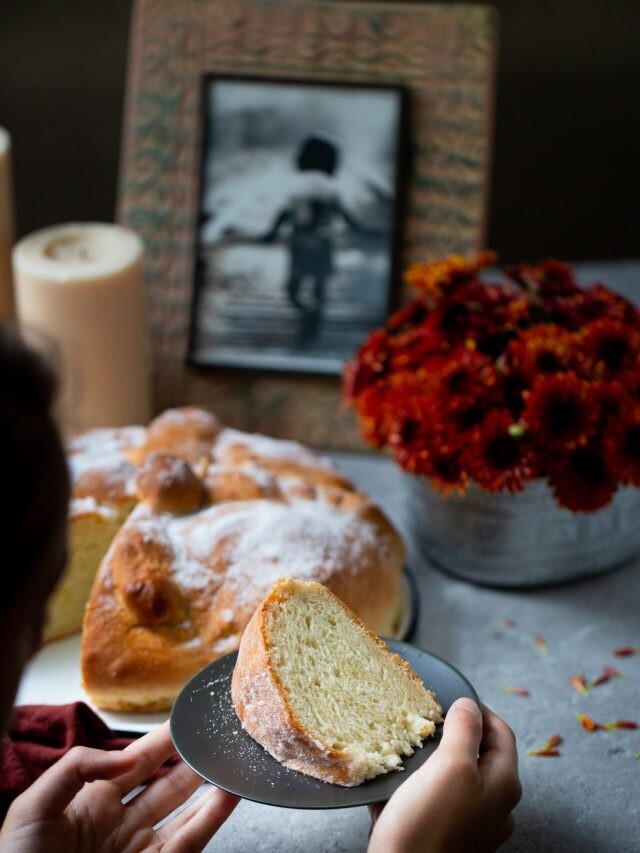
[170,639,479,809]
[395,567,419,642]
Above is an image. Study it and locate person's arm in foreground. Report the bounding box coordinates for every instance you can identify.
[0,721,238,853]
[369,699,522,853]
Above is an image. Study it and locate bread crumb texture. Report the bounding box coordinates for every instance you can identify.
[233,579,443,786]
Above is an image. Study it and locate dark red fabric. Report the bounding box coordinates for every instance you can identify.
[0,702,175,821]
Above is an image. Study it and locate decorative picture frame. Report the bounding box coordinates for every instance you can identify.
[188,74,407,375]
[118,0,497,448]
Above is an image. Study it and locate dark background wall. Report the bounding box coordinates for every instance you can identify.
[1,0,638,262]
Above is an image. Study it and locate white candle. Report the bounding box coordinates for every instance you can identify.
[13,222,151,432]
[0,127,15,321]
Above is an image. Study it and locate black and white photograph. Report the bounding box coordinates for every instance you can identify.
[188,75,406,373]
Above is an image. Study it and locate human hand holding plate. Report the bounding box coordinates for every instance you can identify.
[170,640,480,810]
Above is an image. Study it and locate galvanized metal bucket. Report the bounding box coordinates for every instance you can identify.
[405,476,640,588]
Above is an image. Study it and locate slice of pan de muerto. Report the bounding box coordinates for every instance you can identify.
[231,578,443,786]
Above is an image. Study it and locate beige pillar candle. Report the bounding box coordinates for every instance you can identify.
[13,222,151,432]
[0,127,16,321]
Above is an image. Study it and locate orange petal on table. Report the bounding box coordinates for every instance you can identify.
[613,646,639,657]
[501,685,530,697]
[534,634,549,654]
[576,713,600,731]
[590,666,624,687]
[527,749,561,757]
[601,720,638,731]
[527,733,562,756]
[570,673,589,696]
[577,714,638,732]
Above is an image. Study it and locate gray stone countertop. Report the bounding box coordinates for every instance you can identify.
[207,261,640,852]
[208,452,640,853]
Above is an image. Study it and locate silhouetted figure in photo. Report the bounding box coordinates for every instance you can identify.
[260,134,373,341]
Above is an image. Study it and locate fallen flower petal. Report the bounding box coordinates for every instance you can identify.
[576,714,638,732]
[534,634,549,654]
[576,713,600,731]
[570,673,589,696]
[590,666,624,687]
[527,749,561,757]
[502,685,530,697]
[528,733,562,757]
[613,646,639,657]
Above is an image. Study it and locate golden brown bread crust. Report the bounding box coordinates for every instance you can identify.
[231,584,361,785]
[77,410,405,712]
[68,425,145,510]
[73,469,137,509]
[81,575,215,712]
[81,495,404,711]
[135,407,222,465]
[213,428,353,489]
[204,466,282,503]
[231,579,426,785]
[135,453,205,515]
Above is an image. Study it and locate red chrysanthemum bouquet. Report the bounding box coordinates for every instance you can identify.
[344,253,640,512]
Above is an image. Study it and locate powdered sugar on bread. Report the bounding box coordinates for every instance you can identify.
[109,497,390,600]
[214,428,336,470]
[232,579,443,786]
[78,408,405,711]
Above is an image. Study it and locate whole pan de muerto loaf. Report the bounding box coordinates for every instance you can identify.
[49,408,407,712]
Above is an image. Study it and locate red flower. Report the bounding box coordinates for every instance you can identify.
[507,325,576,376]
[504,296,533,328]
[389,385,459,479]
[590,284,640,326]
[386,297,429,334]
[343,361,370,401]
[496,367,531,418]
[404,251,497,301]
[389,326,448,373]
[431,351,499,438]
[350,385,390,447]
[428,450,469,495]
[344,253,640,512]
[439,350,495,397]
[438,398,487,436]
[538,259,580,297]
[349,368,425,448]
[594,381,632,427]
[427,280,524,355]
[344,329,391,400]
[548,442,617,512]
[464,410,536,492]
[385,375,430,444]
[391,428,434,478]
[604,405,640,486]
[578,319,640,381]
[522,374,599,451]
[546,291,609,331]
[505,258,578,297]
